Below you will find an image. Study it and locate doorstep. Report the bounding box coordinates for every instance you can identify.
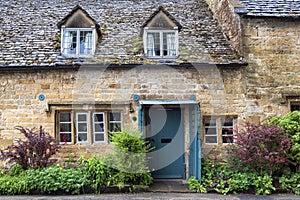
[149,179,192,193]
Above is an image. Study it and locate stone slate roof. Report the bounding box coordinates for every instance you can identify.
[0,0,245,67]
[236,0,300,17]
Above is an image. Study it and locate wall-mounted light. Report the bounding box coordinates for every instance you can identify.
[38,94,45,101]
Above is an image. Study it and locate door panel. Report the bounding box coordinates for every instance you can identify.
[146,107,185,179]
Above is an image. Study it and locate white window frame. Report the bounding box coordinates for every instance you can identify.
[61,26,96,57]
[143,27,179,58]
[93,112,106,143]
[108,112,122,142]
[221,117,234,144]
[58,112,73,145]
[75,112,89,144]
[204,118,218,144]
[57,110,122,144]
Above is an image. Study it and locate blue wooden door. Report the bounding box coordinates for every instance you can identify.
[146,107,185,179]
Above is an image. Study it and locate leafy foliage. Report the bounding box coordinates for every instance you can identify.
[189,159,279,195]
[0,174,28,195]
[279,172,300,195]
[233,123,292,176]
[0,126,60,170]
[253,173,275,195]
[25,165,89,194]
[107,129,153,187]
[187,176,207,193]
[269,111,300,164]
[79,156,116,193]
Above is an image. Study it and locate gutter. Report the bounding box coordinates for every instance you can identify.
[0,62,248,72]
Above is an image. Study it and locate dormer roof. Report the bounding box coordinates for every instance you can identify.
[142,6,183,31]
[57,5,101,36]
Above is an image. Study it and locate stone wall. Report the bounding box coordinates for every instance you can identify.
[0,64,246,163]
[241,17,300,122]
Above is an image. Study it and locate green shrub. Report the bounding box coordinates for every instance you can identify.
[187,176,207,193]
[25,165,89,194]
[7,164,25,176]
[79,156,116,193]
[269,111,300,165]
[253,173,276,195]
[108,129,153,187]
[195,159,258,195]
[279,172,300,195]
[0,174,27,195]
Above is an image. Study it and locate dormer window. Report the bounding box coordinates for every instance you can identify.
[142,6,182,59]
[62,27,95,55]
[57,5,101,57]
[145,28,178,57]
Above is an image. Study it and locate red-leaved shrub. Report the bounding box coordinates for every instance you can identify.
[0,126,60,170]
[234,123,292,176]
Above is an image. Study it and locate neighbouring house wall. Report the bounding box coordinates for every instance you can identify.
[205,0,243,53]
[0,64,246,164]
[241,17,300,123]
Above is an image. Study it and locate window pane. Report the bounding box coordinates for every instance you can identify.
[63,31,77,54]
[109,122,121,132]
[80,31,93,54]
[204,118,216,126]
[94,123,104,132]
[109,112,121,121]
[60,133,71,143]
[94,113,104,122]
[147,32,160,56]
[205,128,217,135]
[222,117,234,144]
[291,104,300,111]
[78,123,87,132]
[163,33,176,56]
[60,112,71,122]
[222,118,233,126]
[60,123,71,132]
[77,114,87,121]
[95,134,104,142]
[78,133,87,142]
[205,136,217,144]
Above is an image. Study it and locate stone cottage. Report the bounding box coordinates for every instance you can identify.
[0,0,299,180]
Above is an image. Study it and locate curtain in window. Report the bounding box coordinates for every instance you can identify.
[84,32,92,54]
[63,31,73,54]
[166,33,175,56]
[147,33,155,56]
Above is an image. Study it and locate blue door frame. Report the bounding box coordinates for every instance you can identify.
[138,101,201,181]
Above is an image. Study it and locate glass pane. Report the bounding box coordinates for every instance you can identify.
[204,118,216,126]
[80,31,93,54]
[60,123,71,132]
[222,118,233,126]
[78,123,87,132]
[163,32,176,56]
[109,122,121,132]
[94,123,104,132]
[95,134,104,142]
[60,112,71,122]
[205,128,217,136]
[222,135,233,143]
[291,105,300,111]
[60,133,71,143]
[63,31,77,54]
[206,136,217,144]
[109,112,121,121]
[94,113,104,122]
[146,32,160,56]
[77,114,87,122]
[78,133,87,142]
